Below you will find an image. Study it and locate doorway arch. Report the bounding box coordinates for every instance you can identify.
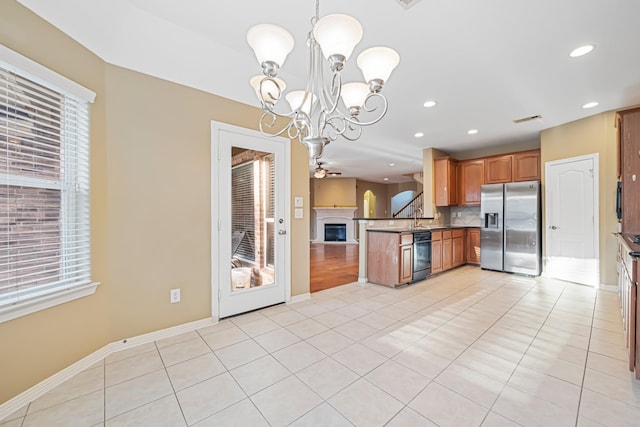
[364,190,376,218]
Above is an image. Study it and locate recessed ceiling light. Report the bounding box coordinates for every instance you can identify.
[570,44,595,58]
[582,101,599,109]
[383,178,389,181]
[414,132,424,138]
[467,129,478,135]
[389,163,396,166]
[423,100,437,108]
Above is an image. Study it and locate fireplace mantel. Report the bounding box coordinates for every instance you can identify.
[312,207,358,243]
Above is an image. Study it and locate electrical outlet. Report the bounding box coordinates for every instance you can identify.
[170,288,181,304]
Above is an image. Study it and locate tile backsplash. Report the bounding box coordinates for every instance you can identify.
[450,205,481,226]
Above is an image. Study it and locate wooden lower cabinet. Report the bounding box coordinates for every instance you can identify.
[452,229,465,267]
[431,233,443,274]
[617,235,639,377]
[466,228,481,265]
[400,244,413,284]
[431,229,466,274]
[442,237,453,270]
[367,231,413,287]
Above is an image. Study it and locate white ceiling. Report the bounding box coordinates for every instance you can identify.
[17,0,640,183]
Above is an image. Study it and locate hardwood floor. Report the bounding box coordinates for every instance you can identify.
[310,243,359,293]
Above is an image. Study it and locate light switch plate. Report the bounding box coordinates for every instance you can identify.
[294,208,303,219]
[294,197,303,207]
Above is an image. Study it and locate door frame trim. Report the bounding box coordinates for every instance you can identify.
[543,152,599,285]
[210,121,291,320]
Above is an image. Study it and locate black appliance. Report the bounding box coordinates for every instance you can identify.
[412,231,432,282]
[617,180,623,220]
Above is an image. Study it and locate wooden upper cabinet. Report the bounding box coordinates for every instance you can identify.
[618,107,640,233]
[434,157,458,206]
[485,155,513,184]
[459,159,484,205]
[512,150,541,182]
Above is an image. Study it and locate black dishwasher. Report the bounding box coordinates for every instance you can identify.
[412,231,432,282]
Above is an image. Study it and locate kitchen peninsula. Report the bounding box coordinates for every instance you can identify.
[356,218,480,287]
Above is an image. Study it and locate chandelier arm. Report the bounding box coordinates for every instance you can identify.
[324,115,363,142]
[258,111,301,139]
[344,93,389,127]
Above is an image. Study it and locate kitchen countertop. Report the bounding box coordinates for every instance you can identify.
[620,233,640,257]
[367,225,481,234]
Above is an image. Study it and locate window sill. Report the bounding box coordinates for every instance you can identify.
[0,281,101,324]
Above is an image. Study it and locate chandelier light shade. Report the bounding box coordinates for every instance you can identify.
[285,91,317,115]
[247,0,400,163]
[246,24,295,72]
[312,14,363,63]
[357,47,401,88]
[341,82,370,110]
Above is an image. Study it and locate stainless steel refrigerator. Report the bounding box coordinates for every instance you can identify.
[480,181,541,276]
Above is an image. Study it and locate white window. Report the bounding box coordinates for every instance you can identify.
[0,45,97,323]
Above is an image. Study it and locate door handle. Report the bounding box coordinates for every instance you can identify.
[278,230,287,235]
[550,225,558,230]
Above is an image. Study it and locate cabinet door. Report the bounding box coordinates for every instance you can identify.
[459,160,484,205]
[442,237,453,270]
[400,245,413,284]
[431,240,443,274]
[435,158,458,206]
[466,228,481,265]
[619,109,640,233]
[367,232,399,287]
[485,155,513,184]
[453,236,464,267]
[512,150,541,182]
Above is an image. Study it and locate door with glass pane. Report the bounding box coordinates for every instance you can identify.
[212,123,288,318]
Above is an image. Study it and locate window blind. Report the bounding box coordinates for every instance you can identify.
[0,64,91,303]
[231,161,255,261]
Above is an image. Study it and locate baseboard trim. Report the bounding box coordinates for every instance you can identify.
[598,284,618,293]
[288,293,311,304]
[0,317,216,421]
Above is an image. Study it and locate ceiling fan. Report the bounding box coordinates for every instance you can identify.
[313,162,342,179]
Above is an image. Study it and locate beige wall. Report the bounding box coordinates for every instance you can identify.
[0,0,110,405]
[312,177,357,207]
[422,148,449,218]
[0,0,309,403]
[541,112,618,286]
[355,180,390,218]
[454,139,541,160]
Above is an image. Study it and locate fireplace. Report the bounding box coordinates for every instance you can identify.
[312,207,358,243]
[324,224,347,242]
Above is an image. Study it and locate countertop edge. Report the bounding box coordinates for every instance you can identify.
[618,233,640,258]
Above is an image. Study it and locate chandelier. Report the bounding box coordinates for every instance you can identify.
[247,0,400,163]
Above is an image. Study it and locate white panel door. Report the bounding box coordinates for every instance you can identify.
[545,154,599,286]
[211,122,290,318]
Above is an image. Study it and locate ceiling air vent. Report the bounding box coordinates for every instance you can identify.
[513,115,542,124]
[394,0,422,10]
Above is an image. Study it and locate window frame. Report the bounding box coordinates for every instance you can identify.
[0,44,98,324]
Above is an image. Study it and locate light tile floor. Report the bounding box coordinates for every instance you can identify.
[3,266,640,426]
